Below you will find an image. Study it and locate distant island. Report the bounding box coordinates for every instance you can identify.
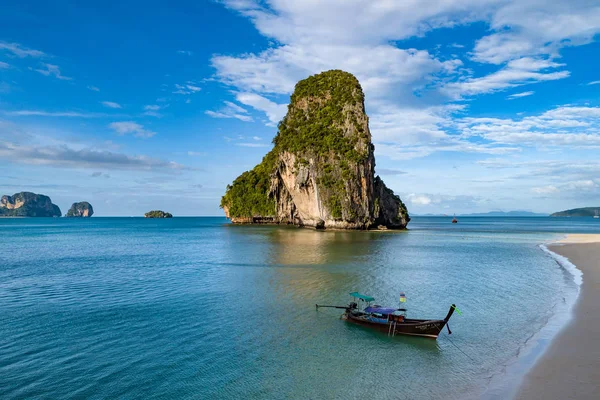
[65,202,94,217]
[551,207,600,217]
[0,192,62,217]
[220,70,409,230]
[145,210,173,218]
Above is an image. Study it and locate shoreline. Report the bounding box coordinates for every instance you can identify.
[515,234,600,399]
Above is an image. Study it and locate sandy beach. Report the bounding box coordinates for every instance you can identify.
[516,234,600,400]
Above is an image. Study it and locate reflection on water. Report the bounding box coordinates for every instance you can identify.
[227,224,389,265]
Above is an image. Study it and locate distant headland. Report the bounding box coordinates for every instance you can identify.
[220,70,409,230]
[551,207,600,217]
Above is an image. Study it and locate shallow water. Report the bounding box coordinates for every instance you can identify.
[1,217,598,399]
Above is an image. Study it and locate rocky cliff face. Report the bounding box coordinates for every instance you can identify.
[0,192,62,217]
[221,70,409,230]
[65,202,94,217]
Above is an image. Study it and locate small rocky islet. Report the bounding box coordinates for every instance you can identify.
[144,210,173,218]
[65,202,94,217]
[221,69,410,230]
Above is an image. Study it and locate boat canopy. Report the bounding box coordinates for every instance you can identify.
[364,306,397,315]
[349,292,375,302]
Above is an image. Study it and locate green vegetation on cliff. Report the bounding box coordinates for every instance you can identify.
[144,210,173,218]
[220,151,277,218]
[274,70,368,163]
[551,207,600,217]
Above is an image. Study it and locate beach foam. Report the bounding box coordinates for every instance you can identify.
[540,244,583,287]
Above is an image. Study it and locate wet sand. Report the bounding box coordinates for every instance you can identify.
[516,234,600,400]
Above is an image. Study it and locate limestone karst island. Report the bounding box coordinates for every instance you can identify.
[65,202,94,217]
[0,192,95,218]
[0,192,62,217]
[221,70,410,230]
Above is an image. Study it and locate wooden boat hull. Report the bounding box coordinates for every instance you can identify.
[342,305,456,339]
[344,313,447,338]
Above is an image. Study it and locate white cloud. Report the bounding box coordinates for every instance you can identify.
[213,44,449,100]
[441,57,568,99]
[223,101,248,114]
[458,106,600,147]
[34,63,72,81]
[143,111,162,118]
[177,50,193,55]
[532,185,559,195]
[472,2,600,64]
[235,93,287,125]
[101,101,122,109]
[406,194,432,205]
[142,105,163,117]
[376,168,407,176]
[205,101,253,122]
[531,180,598,196]
[566,180,598,190]
[376,141,520,161]
[4,110,112,118]
[371,104,600,160]
[187,151,207,156]
[588,80,600,86]
[370,104,461,145]
[87,85,100,91]
[109,121,156,138]
[507,91,534,99]
[0,61,10,69]
[221,0,494,46]
[173,83,201,95]
[0,41,45,58]
[0,140,184,171]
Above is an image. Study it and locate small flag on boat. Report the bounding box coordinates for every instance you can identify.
[452,305,462,315]
[399,292,406,303]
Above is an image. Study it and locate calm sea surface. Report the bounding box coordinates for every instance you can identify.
[1,216,599,399]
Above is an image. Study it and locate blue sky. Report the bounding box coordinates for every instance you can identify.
[1,0,599,216]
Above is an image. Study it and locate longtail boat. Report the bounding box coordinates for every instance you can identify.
[317,292,456,339]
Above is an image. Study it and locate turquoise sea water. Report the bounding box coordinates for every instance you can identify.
[1,217,599,399]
